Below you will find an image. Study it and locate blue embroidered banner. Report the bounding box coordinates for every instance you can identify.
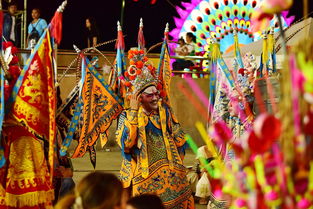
[217,58,235,88]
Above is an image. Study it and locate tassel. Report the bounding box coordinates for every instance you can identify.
[5,189,54,207]
[267,28,274,54]
[233,30,244,68]
[115,21,125,50]
[234,30,239,57]
[267,34,274,55]
[137,18,145,50]
[211,42,221,62]
[262,32,268,65]
[0,10,3,42]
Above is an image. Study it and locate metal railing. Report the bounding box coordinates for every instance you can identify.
[17,49,210,75]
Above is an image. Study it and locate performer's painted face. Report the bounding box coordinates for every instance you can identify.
[140,86,159,112]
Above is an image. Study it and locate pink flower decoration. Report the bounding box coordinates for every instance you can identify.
[251,0,293,32]
[260,0,293,15]
[251,10,273,33]
[297,198,311,209]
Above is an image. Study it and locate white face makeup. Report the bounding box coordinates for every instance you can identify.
[142,85,157,94]
[140,85,159,112]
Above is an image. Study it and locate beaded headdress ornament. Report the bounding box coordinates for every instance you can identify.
[115,19,168,97]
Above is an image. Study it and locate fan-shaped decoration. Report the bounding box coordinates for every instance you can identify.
[170,0,294,53]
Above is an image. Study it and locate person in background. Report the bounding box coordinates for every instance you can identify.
[27,8,48,48]
[126,194,165,209]
[185,32,197,56]
[3,1,19,47]
[54,86,76,202]
[85,17,99,48]
[58,156,75,198]
[172,33,196,72]
[186,165,200,196]
[174,37,188,56]
[195,145,231,208]
[195,145,214,205]
[55,172,127,209]
[173,37,189,72]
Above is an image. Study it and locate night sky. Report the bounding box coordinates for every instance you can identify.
[9,0,312,51]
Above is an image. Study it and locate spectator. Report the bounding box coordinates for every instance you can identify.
[53,86,76,204]
[172,33,196,72]
[126,194,165,209]
[3,1,19,47]
[174,37,188,56]
[55,172,126,209]
[85,17,99,48]
[186,165,199,196]
[27,8,48,48]
[195,145,214,205]
[185,32,197,56]
[195,145,231,208]
[58,157,75,199]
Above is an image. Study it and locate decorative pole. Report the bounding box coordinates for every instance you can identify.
[277,13,287,55]
[23,0,27,48]
[120,0,126,28]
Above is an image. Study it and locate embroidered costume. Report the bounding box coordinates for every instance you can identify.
[0,118,54,209]
[0,2,67,208]
[117,103,194,208]
[114,20,194,209]
[0,35,55,209]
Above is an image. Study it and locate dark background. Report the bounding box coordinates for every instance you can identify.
[6,0,312,51]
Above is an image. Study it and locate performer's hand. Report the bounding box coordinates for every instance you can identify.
[130,94,139,111]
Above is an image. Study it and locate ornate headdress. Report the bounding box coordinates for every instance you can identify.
[124,50,157,95]
[117,19,159,96]
[112,19,171,106]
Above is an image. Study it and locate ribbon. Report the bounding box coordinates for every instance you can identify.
[159,102,175,170]
[234,31,244,69]
[60,100,83,156]
[138,106,149,178]
[217,58,235,88]
[0,68,5,167]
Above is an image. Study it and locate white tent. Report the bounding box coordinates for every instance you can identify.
[223,17,313,68]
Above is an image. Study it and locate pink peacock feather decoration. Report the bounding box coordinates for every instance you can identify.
[170,0,294,54]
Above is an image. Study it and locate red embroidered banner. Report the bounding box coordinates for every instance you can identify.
[11,30,55,141]
[10,30,56,175]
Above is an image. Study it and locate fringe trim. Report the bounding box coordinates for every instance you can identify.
[4,189,54,207]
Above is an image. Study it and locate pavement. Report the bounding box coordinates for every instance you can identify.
[71,148,206,209]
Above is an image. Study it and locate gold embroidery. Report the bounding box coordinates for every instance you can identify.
[5,190,54,208]
[7,136,50,188]
[1,133,54,207]
[127,110,139,124]
[13,96,42,126]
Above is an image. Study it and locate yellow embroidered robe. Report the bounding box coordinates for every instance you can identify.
[0,117,54,209]
[116,102,194,209]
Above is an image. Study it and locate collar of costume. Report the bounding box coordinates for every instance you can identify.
[137,101,174,178]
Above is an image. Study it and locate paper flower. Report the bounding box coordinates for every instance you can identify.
[251,0,293,32]
[260,0,293,15]
[250,10,273,33]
